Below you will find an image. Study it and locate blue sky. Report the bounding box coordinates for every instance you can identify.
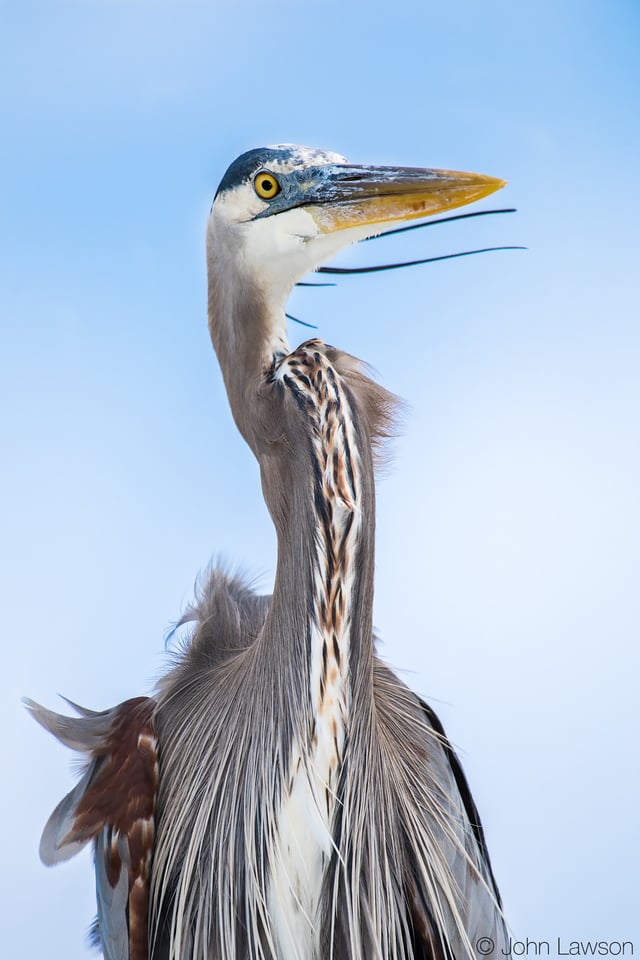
[1,0,639,955]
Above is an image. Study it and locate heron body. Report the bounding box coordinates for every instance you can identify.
[28,145,510,960]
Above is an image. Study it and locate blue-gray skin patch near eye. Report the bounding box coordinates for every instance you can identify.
[251,165,348,218]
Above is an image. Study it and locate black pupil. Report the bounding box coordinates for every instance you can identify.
[261,178,274,192]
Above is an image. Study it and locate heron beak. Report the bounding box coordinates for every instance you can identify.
[302,165,506,234]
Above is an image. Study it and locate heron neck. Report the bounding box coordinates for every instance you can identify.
[207,261,376,710]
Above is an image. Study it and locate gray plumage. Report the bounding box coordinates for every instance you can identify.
[28,144,510,960]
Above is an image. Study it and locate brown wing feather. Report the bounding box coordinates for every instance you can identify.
[80,697,158,960]
[27,695,158,960]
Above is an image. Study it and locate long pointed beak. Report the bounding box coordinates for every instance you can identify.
[300,164,506,234]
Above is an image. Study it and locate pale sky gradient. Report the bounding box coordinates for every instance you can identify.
[1,0,639,956]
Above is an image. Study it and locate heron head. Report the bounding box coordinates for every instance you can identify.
[207,144,505,303]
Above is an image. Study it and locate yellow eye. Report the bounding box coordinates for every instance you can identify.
[254,172,281,200]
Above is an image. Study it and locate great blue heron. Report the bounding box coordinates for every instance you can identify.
[27,144,511,960]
